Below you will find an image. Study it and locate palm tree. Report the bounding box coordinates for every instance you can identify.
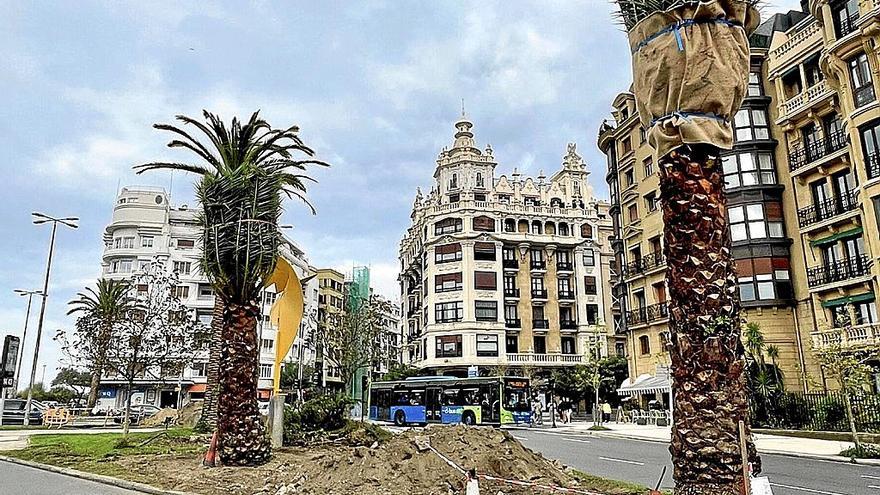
[613,3,761,493]
[68,279,133,409]
[195,298,224,432]
[135,110,326,466]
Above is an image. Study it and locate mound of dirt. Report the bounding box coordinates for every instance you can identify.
[117,425,599,495]
[141,401,202,428]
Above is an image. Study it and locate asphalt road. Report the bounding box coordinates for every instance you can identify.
[510,428,880,495]
[0,460,142,495]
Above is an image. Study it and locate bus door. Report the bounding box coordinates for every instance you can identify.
[426,387,442,422]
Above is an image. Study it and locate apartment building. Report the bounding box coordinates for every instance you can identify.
[97,186,317,409]
[399,116,614,377]
[316,268,345,387]
[599,4,880,393]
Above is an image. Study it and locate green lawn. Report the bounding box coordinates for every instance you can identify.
[570,470,665,495]
[3,429,202,480]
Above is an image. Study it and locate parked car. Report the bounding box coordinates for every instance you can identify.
[114,404,162,425]
[1,399,43,425]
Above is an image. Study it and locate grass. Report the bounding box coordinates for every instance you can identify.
[840,443,880,459]
[587,425,612,431]
[571,469,668,494]
[3,428,203,480]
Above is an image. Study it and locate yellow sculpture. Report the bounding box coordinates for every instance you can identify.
[265,255,305,393]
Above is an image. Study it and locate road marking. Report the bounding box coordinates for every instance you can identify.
[597,456,644,466]
[769,483,847,495]
[513,436,528,441]
[867,486,880,490]
[561,438,591,444]
[863,475,880,480]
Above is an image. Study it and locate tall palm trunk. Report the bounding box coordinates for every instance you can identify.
[197,298,224,431]
[216,301,269,466]
[87,368,101,410]
[86,323,113,410]
[660,145,759,494]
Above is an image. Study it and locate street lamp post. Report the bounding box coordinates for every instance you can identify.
[23,212,78,426]
[12,289,42,395]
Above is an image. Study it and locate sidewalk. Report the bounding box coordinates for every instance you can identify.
[510,418,870,462]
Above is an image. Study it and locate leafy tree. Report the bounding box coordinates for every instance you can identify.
[60,267,202,439]
[51,367,92,405]
[813,306,879,453]
[281,360,316,393]
[380,364,422,382]
[136,110,326,465]
[17,383,75,404]
[66,279,134,409]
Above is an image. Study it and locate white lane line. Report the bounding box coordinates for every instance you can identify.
[864,475,880,480]
[513,436,528,441]
[769,483,846,495]
[867,485,880,490]
[561,438,591,444]
[597,456,644,466]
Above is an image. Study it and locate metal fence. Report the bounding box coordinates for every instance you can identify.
[750,391,880,433]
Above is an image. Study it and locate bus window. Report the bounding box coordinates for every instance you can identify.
[459,388,479,405]
[395,392,410,405]
[409,390,425,406]
[504,379,531,412]
[442,389,459,405]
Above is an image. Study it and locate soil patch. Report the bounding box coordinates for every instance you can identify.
[142,402,202,428]
[115,425,613,495]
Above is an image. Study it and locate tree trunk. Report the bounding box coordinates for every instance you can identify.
[843,390,862,452]
[197,298,224,432]
[122,381,133,440]
[216,301,270,466]
[86,368,101,410]
[659,145,760,494]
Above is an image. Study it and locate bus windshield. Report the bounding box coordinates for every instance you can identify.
[504,378,530,412]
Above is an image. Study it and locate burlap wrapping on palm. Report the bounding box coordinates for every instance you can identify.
[621,1,762,493]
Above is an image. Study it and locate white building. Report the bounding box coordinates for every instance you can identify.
[96,186,317,409]
[398,117,615,377]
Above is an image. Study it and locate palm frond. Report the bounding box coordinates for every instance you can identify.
[134,162,214,176]
[613,0,761,31]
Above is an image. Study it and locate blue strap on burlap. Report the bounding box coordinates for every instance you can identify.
[633,17,741,53]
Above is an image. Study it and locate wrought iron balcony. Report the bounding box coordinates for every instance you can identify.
[560,320,577,330]
[836,12,859,39]
[558,290,576,300]
[788,128,848,171]
[624,251,665,277]
[503,259,519,269]
[533,319,550,329]
[504,288,520,298]
[797,190,859,228]
[556,261,573,272]
[530,260,547,270]
[531,289,548,299]
[625,303,669,326]
[867,152,880,180]
[807,255,872,288]
[505,318,521,329]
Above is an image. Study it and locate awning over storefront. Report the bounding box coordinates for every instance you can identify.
[821,292,875,308]
[617,366,672,396]
[188,383,207,393]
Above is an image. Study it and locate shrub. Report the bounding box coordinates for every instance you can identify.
[815,396,847,431]
[840,443,880,459]
[283,393,354,446]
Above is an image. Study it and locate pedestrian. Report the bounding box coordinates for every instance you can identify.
[531,396,543,426]
[602,401,612,424]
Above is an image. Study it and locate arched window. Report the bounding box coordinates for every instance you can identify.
[544,222,556,235]
[472,215,495,232]
[504,219,516,233]
[558,223,570,236]
[531,220,543,234]
[476,172,484,188]
[449,173,458,190]
[517,220,529,233]
[581,224,593,239]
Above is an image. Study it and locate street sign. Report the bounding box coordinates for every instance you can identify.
[467,366,478,378]
[1,335,20,377]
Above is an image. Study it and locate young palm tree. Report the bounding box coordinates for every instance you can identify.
[136,110,326,466]
[613,2,761,493]
[67,279,133,409]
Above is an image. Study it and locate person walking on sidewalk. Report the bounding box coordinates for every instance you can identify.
[531,396,543,426]
[602,402,612,424]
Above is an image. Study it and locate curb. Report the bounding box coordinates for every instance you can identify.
[504,426,880,467]
[0,455,196,495]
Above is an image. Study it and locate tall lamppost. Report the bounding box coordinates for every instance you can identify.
[12,289,43,394]
[23,212,78,425]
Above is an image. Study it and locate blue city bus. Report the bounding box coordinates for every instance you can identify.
[368,376,531,426]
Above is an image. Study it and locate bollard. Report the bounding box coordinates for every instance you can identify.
[465,468,480,495]
[269,393,286,448]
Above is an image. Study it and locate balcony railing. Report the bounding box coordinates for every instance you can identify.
[507,353,583,365]
[625,251,665,277]
[530,260,547,270]
[558,290,576,300]
[505,318,521,329]
[779,79,832,120]
[533,319,549,329]
[812,323,880,349]
[626,303,669,326]
[807,255,872,287]
[531,289,548,299]
[837,13,859,39]
[797,190,859,228]
[788,128,848,171]
[503,259,519,269]
[560,320,577,330]
[504,288,520,298]
[556,261,573,271]
[867,152,880,180]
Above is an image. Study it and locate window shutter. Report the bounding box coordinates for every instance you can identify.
[474,271,497,290]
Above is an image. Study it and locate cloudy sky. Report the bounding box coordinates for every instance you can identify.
[1,1,801,386]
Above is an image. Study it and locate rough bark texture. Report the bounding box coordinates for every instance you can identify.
[216,301,270,466]
[197,298,224,431]
[659,144,760,494]
[86,370,100,410]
